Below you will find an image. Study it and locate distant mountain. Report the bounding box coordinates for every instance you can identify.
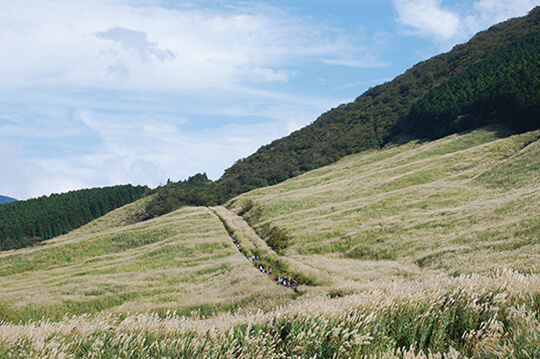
[0,195,17,205]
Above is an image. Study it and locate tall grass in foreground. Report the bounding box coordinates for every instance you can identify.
[1,269,538,358]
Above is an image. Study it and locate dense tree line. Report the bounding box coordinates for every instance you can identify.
[399,31,540,138]
[0,185,148,250]
[141,174,219,220]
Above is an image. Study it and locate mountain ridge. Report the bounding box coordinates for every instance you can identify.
[142,7,540,219]
[216,7,540,197]
[0,195,17,205]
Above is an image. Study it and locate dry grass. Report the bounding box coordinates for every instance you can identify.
[1,126,539,357]
[228,127,540,283]
[0,204,289,322]
[1,269,538,358]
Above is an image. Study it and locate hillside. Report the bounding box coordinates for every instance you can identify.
[1,127,539,357]
[0,197,290,323]
[227,127,540,281]
[2,9,538,238]
[0,185,148,250]
[215,7,540,199]
[141,7,540,218]
[0,195,16,205]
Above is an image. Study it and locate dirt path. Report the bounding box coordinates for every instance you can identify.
[211,206,275,257]
[210,206,331,289]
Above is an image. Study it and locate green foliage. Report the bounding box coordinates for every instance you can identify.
[0,185,148,251]
[239,201,263,225]
[236,199,255,217]
[212,7,540,204]
[141,173,219,220]
[400,30,540,139]
[256,223,290,253]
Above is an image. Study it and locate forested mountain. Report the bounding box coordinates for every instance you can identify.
[142,7,540,218]
[215,7,540,198]
[399,30,540,138]
[2,9,538,235]
[0,195,17,205]
[0,185,148,251]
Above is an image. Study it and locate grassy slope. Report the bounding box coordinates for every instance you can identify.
[0,197,288,322]
[1,127,539,358]
[227,127,540,287]
[2,126,537,317]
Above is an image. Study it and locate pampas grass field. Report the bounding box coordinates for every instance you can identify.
[228,127,540,283]
[1,270,539,358]
[1,126,539,358]
[0,202,289,324]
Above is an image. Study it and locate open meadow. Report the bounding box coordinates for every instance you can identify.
[228,127,540,286]
[0,199,290,324]
[1,127,539,358]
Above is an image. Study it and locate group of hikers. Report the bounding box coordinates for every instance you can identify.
[230,234,299,292]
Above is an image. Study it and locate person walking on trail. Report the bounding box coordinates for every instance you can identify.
[268,267,272,276]
[292,279,299,293]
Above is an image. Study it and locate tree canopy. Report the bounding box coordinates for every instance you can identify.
[0,185,148,251]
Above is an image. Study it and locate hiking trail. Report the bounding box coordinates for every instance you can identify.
[210,206,317,291]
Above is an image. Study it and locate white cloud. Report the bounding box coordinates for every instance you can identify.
[468,0,539,31]
[73,109,303,186]
[0,109,300,199]
[321,56,386,68]
[96,27,176,63]
[0,143,87,200]
[0,0,383,199]
[393,0,538,44]
[0,0,357,91]
[393,0,462,40]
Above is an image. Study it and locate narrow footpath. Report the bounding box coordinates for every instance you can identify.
[210,206,301,292]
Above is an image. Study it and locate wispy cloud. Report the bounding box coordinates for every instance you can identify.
[392,0,538,45]
[0,142,88,200]
[393,0,461,41]
[96,27,176,63]
[472,0,539,23]
[0,0,366,91]
[321,57,387,68]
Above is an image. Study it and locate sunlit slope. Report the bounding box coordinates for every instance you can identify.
[0,200,286,321]
[227,127,540,282]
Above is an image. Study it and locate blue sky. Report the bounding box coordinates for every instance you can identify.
[1,0,538,200]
